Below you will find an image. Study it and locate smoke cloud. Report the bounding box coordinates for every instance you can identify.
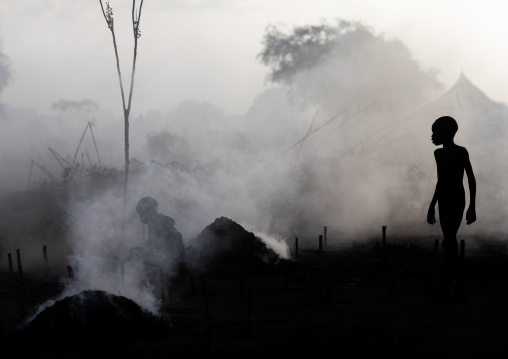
[2,18,508,316]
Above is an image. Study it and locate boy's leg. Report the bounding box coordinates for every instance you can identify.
[442,237,458,296]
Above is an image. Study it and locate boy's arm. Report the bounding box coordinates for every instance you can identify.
[427,150,439,225]
[464,150,476,224]
[427,182,438,224]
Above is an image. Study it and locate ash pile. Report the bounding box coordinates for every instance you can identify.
[17,290,171,350]
[188,216,287,277]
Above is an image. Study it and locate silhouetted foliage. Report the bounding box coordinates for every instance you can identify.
[258,19,442,110]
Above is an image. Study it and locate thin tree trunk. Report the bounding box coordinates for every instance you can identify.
[99,0,144,215]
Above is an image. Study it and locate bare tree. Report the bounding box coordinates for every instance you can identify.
[99,0,144,208]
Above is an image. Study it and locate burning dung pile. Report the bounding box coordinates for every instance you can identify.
[188,216,286,277]
[18,290,171,349]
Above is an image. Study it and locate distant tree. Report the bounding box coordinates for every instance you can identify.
[52,99,100,114]
[99,0,144,211]
[258,19,442,112]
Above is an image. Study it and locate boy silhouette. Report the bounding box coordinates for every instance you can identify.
[427,116,476,301]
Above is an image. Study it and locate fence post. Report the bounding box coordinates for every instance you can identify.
[43,245,48,265]
[16,249,24,281]
[382,226,387,248]
[67,265,74,279]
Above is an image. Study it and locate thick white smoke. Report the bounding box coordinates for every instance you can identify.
[3,19,508,317]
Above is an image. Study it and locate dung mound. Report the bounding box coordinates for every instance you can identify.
[189,216,285,277]
[18,290,171,349]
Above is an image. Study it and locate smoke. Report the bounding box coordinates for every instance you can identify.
[255,231,291,259]
[0,38,11,120]
[2,18,508,317]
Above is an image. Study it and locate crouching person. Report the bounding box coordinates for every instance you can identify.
[135,196,190,291]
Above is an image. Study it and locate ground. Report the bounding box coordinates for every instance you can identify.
[1,236,508,358]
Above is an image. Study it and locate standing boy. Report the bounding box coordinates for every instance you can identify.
[427,116,476,301]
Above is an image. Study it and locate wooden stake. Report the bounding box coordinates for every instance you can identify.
[319,235,323,252]
[382,226,387,248]
[16,249,24,282]
[43,245,48,266]
[16,249,25,318]
[67,265,74,279]
[295,237,299,258]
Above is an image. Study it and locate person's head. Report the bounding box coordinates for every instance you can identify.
[136,196,158,224]
[432,116,458,145]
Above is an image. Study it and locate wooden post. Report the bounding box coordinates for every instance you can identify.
[67,265,74,279]
[324,226,328,247]
[319,235,323,252]
[200,274,210,319]
[460,240,465,263]
[295,237,299,258]
[434,239,439,255]
[382,226,387,248]
[16,249,24,281]
[16,249,25,318]
[43,245,48,266]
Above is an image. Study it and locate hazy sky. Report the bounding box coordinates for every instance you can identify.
[1,0,507,117]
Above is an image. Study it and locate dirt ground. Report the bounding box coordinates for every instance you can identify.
[1,236,508,358]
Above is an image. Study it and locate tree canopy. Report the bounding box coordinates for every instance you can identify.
[258,20,442,112]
